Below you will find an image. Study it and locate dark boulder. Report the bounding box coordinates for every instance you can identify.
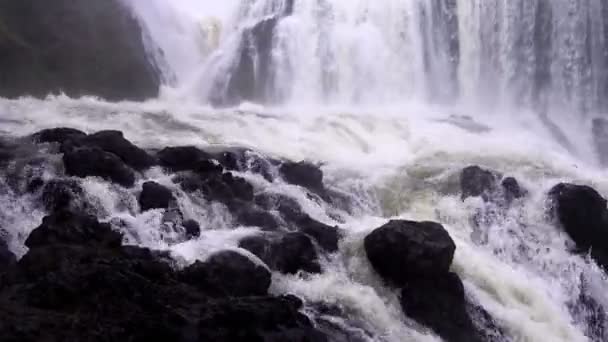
[82,131,155,171]
[0,238,15,270]
[182,219,201,239]
[501,176,526,204]
[41,179,84,212]
[157,146,210,172]
[240,232,321,274]
[63,147,135,187]
[31,127,87,145]
[0,0,160,101]
[280,161,325,193]
[297,215,341,252]
[364,220,455,286]
[548,183,608,269]
[139,181,175,211]
[400,273,484,342]
[25,210,122,249]
[214,149,279,181]
[180,250,271,297]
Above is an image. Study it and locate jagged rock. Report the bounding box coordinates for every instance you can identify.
[0,0,159,101]
[82,131,155,171]
[63,147,135,187]
[364,220,455,286]
[157,146,210,172]
[25,210,122,249]
[139,181,175,211]
[179,250,271,297]
[548,183,608,269]
[41,179,84,212]
[280,161,325,193]
[400,273,484,342]
[31,127,87,145]
[240,232,321,274]
[182,219,201,239]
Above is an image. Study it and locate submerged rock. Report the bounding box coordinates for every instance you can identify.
[0,0,160,101]
[548,183,608,269]
[460,165,526,203]
[63,146,136,187]
[179,250,271,297]
[240,232,322,274]
[139,181,175,211]
[297,215,341,253]
[364,220,455,285]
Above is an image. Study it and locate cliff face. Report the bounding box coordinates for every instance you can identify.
[0,0,160,101]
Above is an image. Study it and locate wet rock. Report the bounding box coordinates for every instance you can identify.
[82,130,155,171]
[460,165,498,200]
[240,232,321,274]
[548,183,608,269]
[139,181,175,211]
[41,179,84,212]
[364,220,455,286]
[0,213,326,342]
[400,273,484,342]
[0,0,160,101]
[296,215,341,252]
[182,219,201,239]
[198,295,327,342]
[157,146,210,172]
[218,16,279,105]
[234,205,281,231]
[501,176,526,204]
[25,210,122,249]
[280,161,325,194]
[0,238,16,270]
[63,146,135,187]
[31,127,87,145]
[214,149,278,181]
[179,250,271,297]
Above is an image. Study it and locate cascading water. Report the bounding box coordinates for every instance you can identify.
[1,0,607,341]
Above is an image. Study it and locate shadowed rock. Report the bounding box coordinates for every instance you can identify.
[139,181,175,211]
[240,232,321,274]
[82,131,155,171]
[63,147,135,187]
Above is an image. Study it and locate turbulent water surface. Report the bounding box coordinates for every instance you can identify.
[1,0,608,341]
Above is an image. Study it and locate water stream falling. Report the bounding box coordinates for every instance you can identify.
[1,0,607,341]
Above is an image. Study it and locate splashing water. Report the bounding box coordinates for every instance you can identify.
[1,0,608,341]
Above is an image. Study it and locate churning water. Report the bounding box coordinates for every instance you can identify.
[1,0,607,341]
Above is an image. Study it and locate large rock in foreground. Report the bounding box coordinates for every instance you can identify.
[364,220,455,285]
[0,0,159,101]
[549,183,608,269]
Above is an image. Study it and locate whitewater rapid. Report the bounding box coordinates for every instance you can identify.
[1,95,607,341]
[1,0,607,340]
